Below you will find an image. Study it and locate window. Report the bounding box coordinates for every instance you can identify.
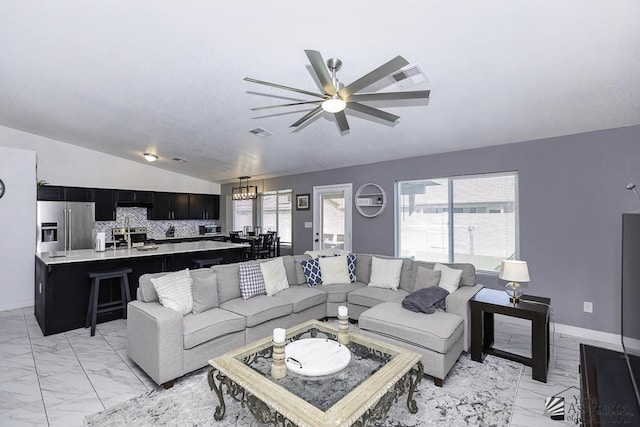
[396,172,518,272]
[260,190,292,243]
[232,199,253,232]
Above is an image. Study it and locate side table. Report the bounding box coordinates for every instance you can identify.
[470,288,550,382]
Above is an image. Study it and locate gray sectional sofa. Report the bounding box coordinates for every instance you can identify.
[127,253,483,388]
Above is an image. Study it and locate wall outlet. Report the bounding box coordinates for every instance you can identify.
[583,301,593,313]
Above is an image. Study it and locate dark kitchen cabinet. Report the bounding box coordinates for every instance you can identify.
[95,189,117,221]
[189,194,205,219]
[117,190,152,204]
[37,186,64,201]
[171,193,189,220]
[205,195,220,220]
[148,192,172,220]
[64,187,95,202]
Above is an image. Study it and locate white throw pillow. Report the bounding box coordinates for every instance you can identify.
[260,258,289,296]
[434,263,463,294]
[318,256,350,285]
[304,248,351,259]
[150,269,193,316]
[368,256,403,290]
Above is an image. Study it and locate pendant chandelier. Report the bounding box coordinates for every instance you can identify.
[232,176,258,200]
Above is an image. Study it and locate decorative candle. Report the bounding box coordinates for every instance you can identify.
[338,305,348,317]
[273,328,286,343]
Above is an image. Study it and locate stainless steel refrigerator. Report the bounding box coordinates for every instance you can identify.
[37,201,96,253]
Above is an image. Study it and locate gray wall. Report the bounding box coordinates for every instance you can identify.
[222,125,640,334]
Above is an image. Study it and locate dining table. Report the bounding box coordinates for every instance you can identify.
[228,234,280,259]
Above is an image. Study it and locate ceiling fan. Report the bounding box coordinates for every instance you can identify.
[244,50,430,133]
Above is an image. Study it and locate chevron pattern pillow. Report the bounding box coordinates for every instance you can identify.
[347,254,357,282]
[300,258,322,287]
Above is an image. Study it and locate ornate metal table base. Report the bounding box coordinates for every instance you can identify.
[208,360,424,426]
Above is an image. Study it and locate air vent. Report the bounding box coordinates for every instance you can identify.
[390,64,428,89]
[249,127,272,137]
[172,157,188,163]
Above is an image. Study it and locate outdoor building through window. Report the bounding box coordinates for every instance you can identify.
[260,190,292,244]
[232,199,253,232]
[396,172,518,272]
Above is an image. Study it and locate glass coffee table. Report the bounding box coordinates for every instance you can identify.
[208,319,424,426]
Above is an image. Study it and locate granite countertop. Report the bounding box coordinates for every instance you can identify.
[36,241,248,265]
[149,233,226,241]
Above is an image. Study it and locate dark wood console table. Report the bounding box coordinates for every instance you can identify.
[470,288,550,382]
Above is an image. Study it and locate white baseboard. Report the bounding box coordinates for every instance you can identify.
[496,314,640,352]
[0,299,34,313]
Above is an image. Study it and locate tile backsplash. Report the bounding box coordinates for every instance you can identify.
[96,207,219,239]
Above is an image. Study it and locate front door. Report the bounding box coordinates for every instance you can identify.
[312,184,352,251]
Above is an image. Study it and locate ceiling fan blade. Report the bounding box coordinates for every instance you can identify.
[346,102,399,123]
[305,50,336,96]
[333,111,350,132]
[251,100,322,111]
[290,105,323,128]
[347,90,430,102]
[338,56,409,99]
[244,77,325,99]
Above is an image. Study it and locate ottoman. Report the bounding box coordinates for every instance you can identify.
[358,302,464,386]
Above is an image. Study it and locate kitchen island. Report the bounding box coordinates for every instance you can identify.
[35,241,248,336]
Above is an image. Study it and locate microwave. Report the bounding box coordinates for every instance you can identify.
[200,225,221,235]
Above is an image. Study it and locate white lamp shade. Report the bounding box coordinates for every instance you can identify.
[499,260,530,282]
[322,98,347,113]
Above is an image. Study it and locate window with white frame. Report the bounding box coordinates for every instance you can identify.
[260,190,292,243]
[232,199,254,232]
[396,172,518,272]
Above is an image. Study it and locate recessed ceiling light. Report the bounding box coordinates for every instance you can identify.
[143,153,158,162]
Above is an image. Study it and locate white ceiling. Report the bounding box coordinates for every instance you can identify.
[1,1,639,184]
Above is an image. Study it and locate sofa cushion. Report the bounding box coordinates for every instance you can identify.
[355,254,372,284]
[359,302,464,354]
[359,254,413,292]
[300,258,322,286]
[282,255,311,286]
[220,296,292,328]
[368,256,403,290]
[318,255,350,285]
[260,258,289,296]
[412,261,476,288]
[271,286,327,313]
[183,308,246,350]
[434,263,463,294]
[238,262,267,300]
[138,271,168,302]
[213,263,241,304]
[347,286,409,308]
[191,270,219,314]
[150,269,193,316]
[414,267,442,291]
[318,282,367,303]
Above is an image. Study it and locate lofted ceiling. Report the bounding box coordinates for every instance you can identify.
[0,1,639,184]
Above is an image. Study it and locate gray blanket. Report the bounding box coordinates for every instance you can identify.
[402,286,449,314]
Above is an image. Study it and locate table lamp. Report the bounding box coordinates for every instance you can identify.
[499,260,530,303]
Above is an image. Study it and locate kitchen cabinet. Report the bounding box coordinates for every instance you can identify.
[148,192,171,220]
[64,187,95,202]
[117,190,152,204]
[171,193,189,220]
[188,194,220,220]
[95,189,117,221]
[37,186,64,201]
[205,194,220,220]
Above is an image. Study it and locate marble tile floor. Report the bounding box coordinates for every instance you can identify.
[0,307,623,426]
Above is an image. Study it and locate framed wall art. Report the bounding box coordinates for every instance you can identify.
[296,193,310,210]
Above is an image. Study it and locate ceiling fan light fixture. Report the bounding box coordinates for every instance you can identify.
[322,97,346,113]
[143,153,158,162]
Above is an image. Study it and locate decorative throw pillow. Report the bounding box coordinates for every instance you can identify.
[191,271,218,315]
[346,254,357,282]
[318,255,350,285]
[260,258,289,296]
[238,262,266,300]
[301,258,322,287]
[368,256,403,290]
[434,263,463,294]
[414,266,442,291]
[150,269,193,316]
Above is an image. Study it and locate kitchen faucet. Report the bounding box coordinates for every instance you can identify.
[125,216,131,249]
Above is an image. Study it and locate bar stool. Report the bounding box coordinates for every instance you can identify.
[85,267,132,337]
[192,257,223,268]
